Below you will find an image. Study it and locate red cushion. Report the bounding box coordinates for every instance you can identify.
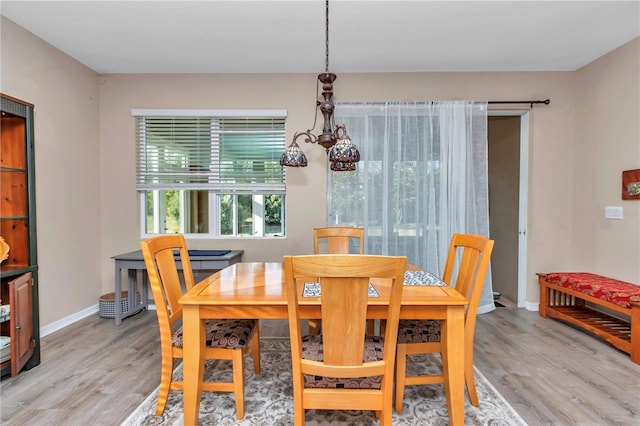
[545,272,640,309]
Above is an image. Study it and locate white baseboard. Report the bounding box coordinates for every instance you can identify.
[40,304,99,338]
[40,302,157,338]
[524,301,539,311]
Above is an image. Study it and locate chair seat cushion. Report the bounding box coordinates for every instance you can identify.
[301,335,384,389]
[397,319,442,344]
[172,319,257,349]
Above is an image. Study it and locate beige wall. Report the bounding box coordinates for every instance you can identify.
[2,15,638,328]
[571,38,640,282]
[1,17,101,327]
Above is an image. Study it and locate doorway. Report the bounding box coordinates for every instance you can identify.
[488,111,529,307]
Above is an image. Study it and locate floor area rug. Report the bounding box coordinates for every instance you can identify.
[122,338,526,425]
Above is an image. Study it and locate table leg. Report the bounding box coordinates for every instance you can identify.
[183,305,205,426]
[114,263,123,326]
[127,269,137,316]
[442,305,465,425]
[141,271,149,311]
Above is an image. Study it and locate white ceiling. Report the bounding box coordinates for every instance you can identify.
[1,1,639,74]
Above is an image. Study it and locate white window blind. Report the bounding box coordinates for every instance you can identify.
[133,110,287,194]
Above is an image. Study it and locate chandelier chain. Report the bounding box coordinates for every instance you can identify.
[325,0,329,73]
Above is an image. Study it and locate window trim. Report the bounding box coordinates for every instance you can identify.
[131,109,287,117]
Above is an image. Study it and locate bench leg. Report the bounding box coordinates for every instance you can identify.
[631,298,640,365]
[538,276,548,318]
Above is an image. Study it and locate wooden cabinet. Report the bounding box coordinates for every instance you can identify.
[1,94,40,377]
[1,273,34,375]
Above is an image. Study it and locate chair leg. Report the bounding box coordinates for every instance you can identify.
[292,373,305,426]
[251,326,261,374]
[366,319,375,335]
[232,349,245,419]
[155,352,174,416]
[293,395,305,425]
[308,319,320,335]
[465,358,479,407]
[380,408,392,426]
[394,344,407,413]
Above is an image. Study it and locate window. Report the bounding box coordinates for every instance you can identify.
[132,109,287,238]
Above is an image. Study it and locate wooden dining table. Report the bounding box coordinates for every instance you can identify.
[179,262,469,425]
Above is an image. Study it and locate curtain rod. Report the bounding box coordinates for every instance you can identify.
[488,99,550,107]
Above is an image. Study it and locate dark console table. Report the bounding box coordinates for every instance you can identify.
[110,249,243,325]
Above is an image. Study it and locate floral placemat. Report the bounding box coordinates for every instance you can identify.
[302,282,380,298]
[404,270,446,286]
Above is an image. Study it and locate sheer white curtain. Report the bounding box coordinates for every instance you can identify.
[330,101,495,313]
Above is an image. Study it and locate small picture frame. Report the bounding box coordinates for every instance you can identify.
[622,169,640,200]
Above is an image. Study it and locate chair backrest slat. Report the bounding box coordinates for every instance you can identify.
[320,276,369,365]
[313,227,364,254]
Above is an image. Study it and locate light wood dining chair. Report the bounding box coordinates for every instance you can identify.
[140,235,260,419]
[310,227,369,334]
[394,233,494,412]
[283,254,406,426]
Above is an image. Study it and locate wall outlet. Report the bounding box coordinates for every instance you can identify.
[604,206,624,219]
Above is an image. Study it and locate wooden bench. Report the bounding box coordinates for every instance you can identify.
[538,272,640,364]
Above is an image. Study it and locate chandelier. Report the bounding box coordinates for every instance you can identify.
[280,0,360,172]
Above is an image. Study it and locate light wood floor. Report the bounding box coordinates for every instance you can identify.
[1,305,639,425]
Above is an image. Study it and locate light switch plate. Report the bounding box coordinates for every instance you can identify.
[604,206,624,219]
